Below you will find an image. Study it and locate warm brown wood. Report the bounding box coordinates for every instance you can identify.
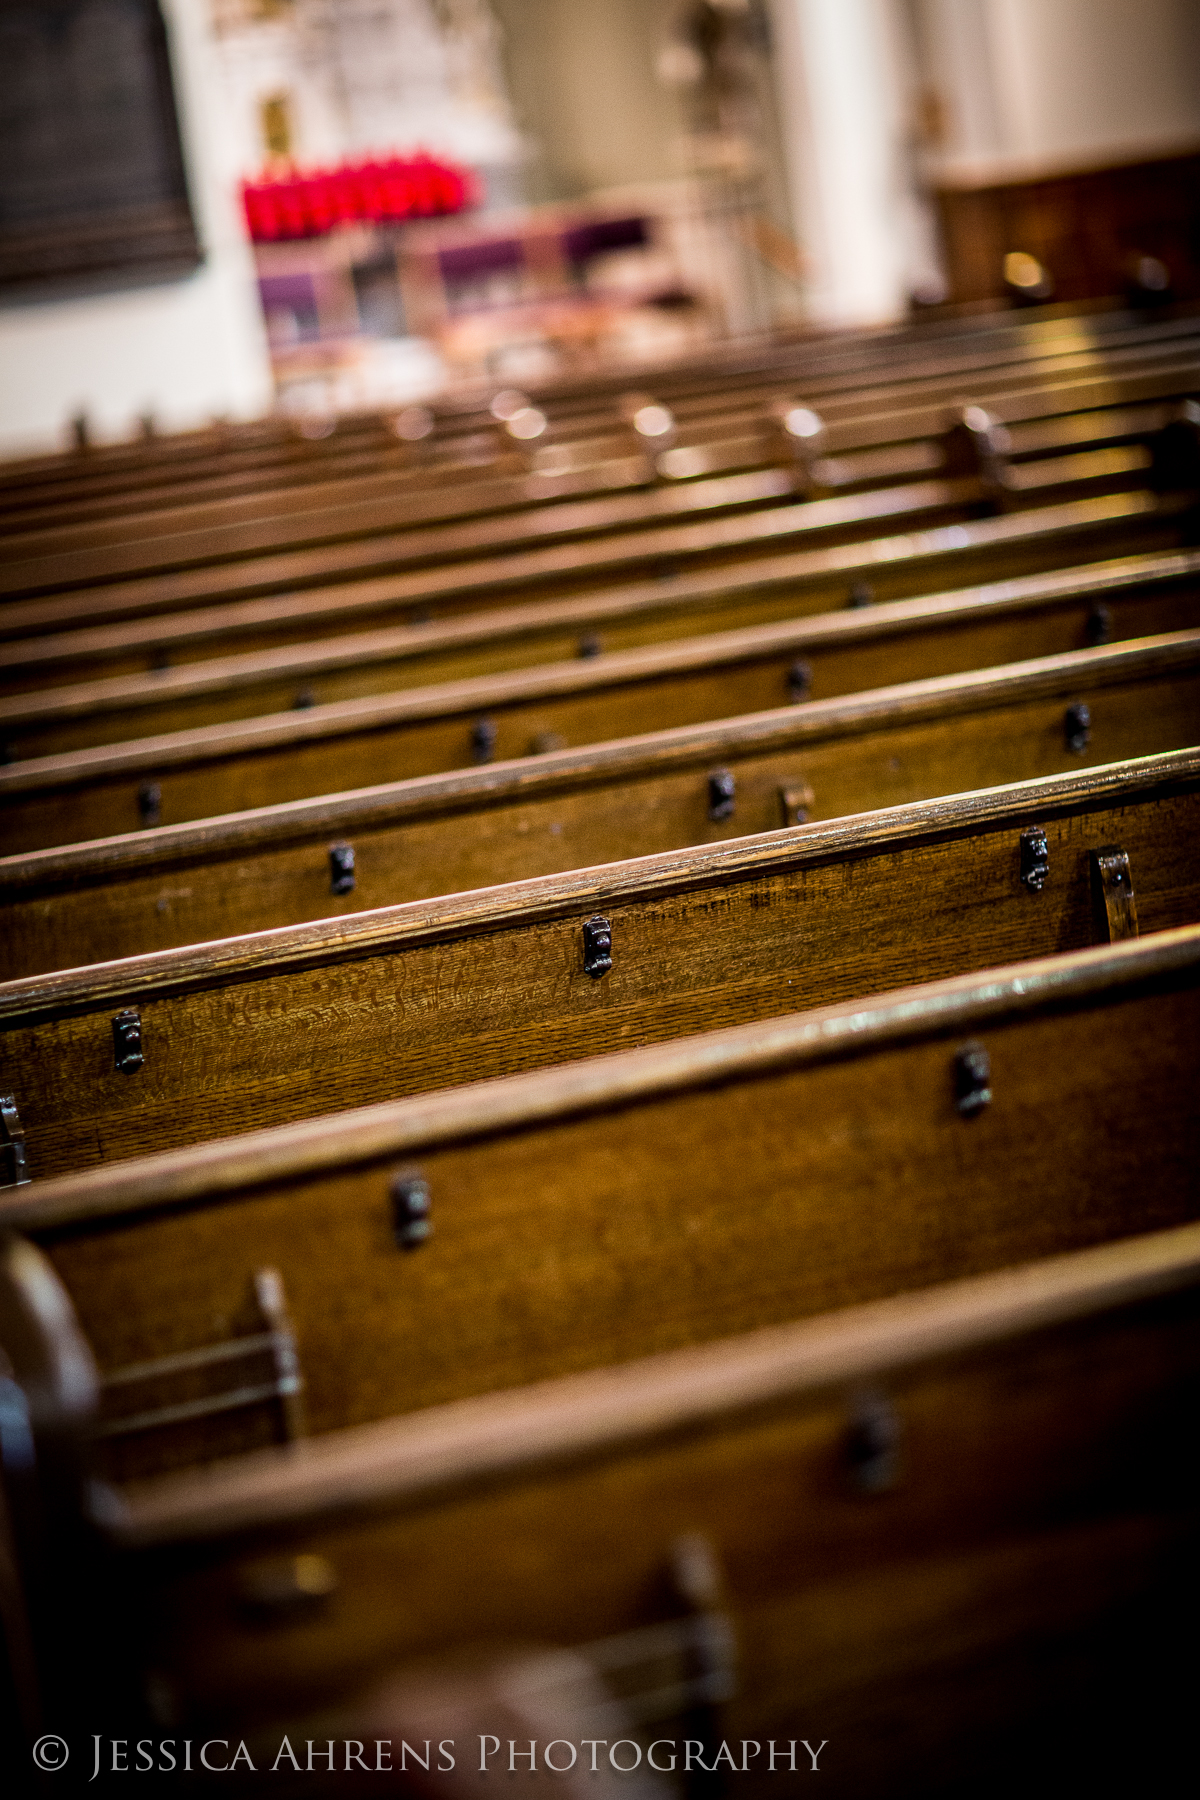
[934,148,1200,307]
[1,625,1196,858]
[2,749,1197,1171]
[3,343,1193,579]
[5,310,1197,1776]
[2,339,1195,625]
[1,927,1196,1490]
[4,486,1191,696]
[104,1215,1200,1538]
[4,302,1190,530]
[81,1220,1200,1794]
[5,545,1197,760]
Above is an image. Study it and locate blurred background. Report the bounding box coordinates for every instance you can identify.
[1,0,1198,455]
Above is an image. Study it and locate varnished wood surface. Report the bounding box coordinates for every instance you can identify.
[109,1214,1200,1540]
[1,744,1193,988]
[0,421,1178,640]
[5,309,1197,1783]
[5,305,1193,532]
[4,339,1196,625]
[2,346,1192,581]
[5,901,1199,1217]
[78,1226,1200,1793]
[1,625,1197,857]
[5,545,1198,760]
[0,381,1173,563]
[3,488,1189,692]
[1,753,1198,1178]
[0,929,1195,1484]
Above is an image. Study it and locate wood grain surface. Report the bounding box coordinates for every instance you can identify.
[1,622,1195,857]
[79,1226,1200,1796]
[1,929,1194,1481]
[3,488,1189,691]
[2,354,1189,597]
[4,545,1198,760]
[1,758,1197,1178]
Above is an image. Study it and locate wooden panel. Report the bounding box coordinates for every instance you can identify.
[3,328,1197,621]
[1,349,1191,585]
[1,755,1198,1176]
[79,1225,1200,1796]
[2,930,1196,1481]
[0,309,1187,550]
[0,624,1195,856]
[5,544,1199,762]
[3,486,1190,693]
[935,152,1200,308]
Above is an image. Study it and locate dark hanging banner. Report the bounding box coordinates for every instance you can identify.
[0,0,202,298]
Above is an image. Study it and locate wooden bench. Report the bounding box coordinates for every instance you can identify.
[0,746,1196,1178]
[44,1219,1194,1791]
[1,625,1196,858]
[6,485,1193,697]
[4,302,1189,529]
[0,925,1195,1485]
[2,358,1195,625]
[2,307,1198,1775]
[5,545,1198,765]
[3,339,1195,575]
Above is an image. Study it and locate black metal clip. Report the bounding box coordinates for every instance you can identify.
[1064,701,1092,753]
[0,1096,29,1188]
[471,717,498,764]
[953,1040,991,1116]
[1085,602,1113,647]
[392,1169,432,1250]
[787,659,814,702]
[582,915,613,979]
[113,1009,144,1075]
[328,842,356,896]
[707,769,736,821]
[1019,827,1050,892]
[846,1389,902,1494]
[138,782,162,828]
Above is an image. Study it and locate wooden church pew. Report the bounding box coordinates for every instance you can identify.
[2,335,1194,574]
[2,358,1195,628]
[4,544,1198,764]
[62,1218,1200,1793]
[1,623,1196,857]
[0,295,1180,525]
[0,927,1196,1487]
[0,746,1195,1178]
[5,485,1192,697]
[2,313,1200,1771]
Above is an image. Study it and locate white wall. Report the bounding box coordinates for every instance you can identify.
[986,0,1200,169]
[921,0,1200,181]
[0,0,273,458]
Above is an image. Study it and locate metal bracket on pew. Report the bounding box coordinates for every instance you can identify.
[1090,846,1139,942]
[93,1268,305,1448]
[779,781,815,826]
[0,1098,29,1189]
